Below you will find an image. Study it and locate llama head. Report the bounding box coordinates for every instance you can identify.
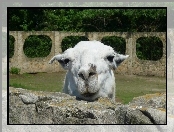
[49,41,129,101]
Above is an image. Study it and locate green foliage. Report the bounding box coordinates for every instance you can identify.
[136,37,163,61]
[8,8,166,59]
[61,36,89,52]
[10,67,21,74]
[9,9,166,32]
[23,35,52,58]
[9,83,25,88]
[9,35,15,58]
[101,36,126,54]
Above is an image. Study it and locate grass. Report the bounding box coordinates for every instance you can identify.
[9,72,65,92]
[9,72,166,104]
[115,74,166,103]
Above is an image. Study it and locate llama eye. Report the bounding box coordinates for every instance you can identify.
[89,72,96,77]
[107,56,114,63]
[64,59,70,64]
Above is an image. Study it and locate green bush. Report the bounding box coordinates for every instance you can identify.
[101,36,126,54]
[9,35,15,58]
[9,9,166,32]
[61,36,89,52]
[10,67,21,74]
[23,35,52,58]
[136,37,163,61]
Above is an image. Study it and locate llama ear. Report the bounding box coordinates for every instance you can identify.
[49,55,60,64]
[114,54,129,66]
[49,54,71,70]
[106,53,129,70]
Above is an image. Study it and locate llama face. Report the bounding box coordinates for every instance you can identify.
[49,41,129,101]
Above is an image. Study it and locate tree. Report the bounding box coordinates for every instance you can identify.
[8,8,166,59]
[8,8,166,32]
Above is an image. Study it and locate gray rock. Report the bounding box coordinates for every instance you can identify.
[140,108,166,124]
[9,87,166,124]
[125,108,153,124]
[19,93,38,104]
[128,92,166,125]
[128,93,166,109]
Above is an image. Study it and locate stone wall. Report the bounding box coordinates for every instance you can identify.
[9,87,166,124]
[9,31,166,77]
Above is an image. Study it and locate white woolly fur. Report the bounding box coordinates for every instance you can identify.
[49,40,129,102]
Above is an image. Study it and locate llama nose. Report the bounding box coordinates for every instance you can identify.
[78,70,96,80]
[78,64,96,80]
